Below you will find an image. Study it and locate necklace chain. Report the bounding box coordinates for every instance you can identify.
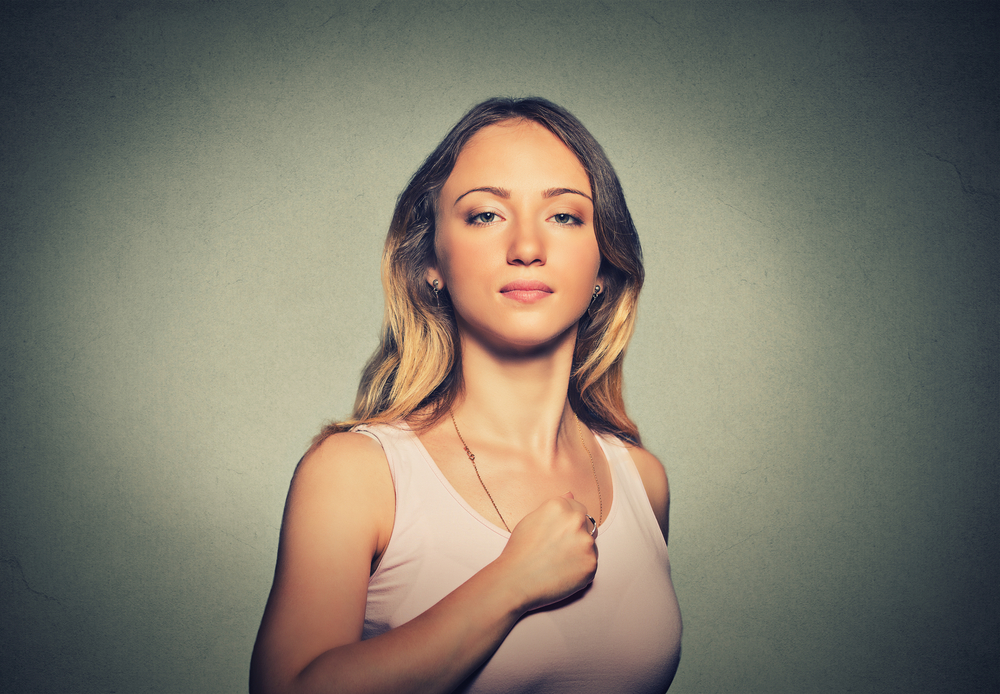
[449,411,603,533]
[576,416,604,527]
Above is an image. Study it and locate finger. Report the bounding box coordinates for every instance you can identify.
[560,492,590,514]
[563,496,589,516]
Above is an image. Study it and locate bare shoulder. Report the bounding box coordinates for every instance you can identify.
[624,443,670,545]
[288,431,395,552]
[294,430,392,491]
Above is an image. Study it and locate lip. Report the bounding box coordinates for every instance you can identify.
[500,279,553,304]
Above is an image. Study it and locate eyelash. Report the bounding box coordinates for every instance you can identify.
[467,211,501,226]
[464,212,584,227]
[550,213,583,226]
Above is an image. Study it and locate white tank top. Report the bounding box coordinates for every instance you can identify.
[355,422,682,693]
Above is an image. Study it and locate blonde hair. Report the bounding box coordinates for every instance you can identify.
[321,97,645,444]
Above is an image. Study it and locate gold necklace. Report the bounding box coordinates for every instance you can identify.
[449,411,603,533]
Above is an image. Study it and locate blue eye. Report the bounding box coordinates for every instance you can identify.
[468,211,499,225]
[552,213,582,226]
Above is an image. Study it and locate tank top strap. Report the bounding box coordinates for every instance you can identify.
[351,422,413,490]
[354,422,509,604]
[595,435,669,555]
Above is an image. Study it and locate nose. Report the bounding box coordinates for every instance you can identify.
[506,217,545,266]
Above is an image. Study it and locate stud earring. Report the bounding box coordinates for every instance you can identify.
[432,279,440,307]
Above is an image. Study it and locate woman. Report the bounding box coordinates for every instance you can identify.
[250,97,681,693]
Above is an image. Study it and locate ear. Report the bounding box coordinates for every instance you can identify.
[425,267,443,289]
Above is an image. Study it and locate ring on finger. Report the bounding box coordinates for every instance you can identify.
[585,514,597,537]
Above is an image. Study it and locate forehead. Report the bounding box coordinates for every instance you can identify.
[445,120,591,195]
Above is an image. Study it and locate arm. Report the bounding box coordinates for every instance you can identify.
[250,433,598,694]
[626,445,670,545]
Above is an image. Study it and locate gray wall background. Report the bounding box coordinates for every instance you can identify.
[2,1,997,692]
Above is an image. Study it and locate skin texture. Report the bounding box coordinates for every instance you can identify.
[249,120,669,694]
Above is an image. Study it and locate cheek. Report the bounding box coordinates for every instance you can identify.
[433,230,491,294]
[434,237,466,287]
[572,238,602,279]
[432,227,462,283]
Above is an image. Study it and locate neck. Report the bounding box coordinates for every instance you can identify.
[451,324,579,460]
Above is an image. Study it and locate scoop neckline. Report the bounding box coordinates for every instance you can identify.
[403,423,621,539]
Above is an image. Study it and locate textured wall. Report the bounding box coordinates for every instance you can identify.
[1,1,997,692]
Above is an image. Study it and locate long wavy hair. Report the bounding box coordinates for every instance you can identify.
[321,97,645,444]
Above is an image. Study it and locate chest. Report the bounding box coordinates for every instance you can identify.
[417,434,612,532]
[363,437,682,693]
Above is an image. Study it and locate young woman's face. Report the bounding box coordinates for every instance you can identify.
[430,120,602,353]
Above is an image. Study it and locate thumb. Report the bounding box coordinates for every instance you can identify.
[561,491,575,500]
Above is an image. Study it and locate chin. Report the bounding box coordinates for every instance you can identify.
[478,323,581,357]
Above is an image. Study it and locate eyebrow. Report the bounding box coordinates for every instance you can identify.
[543,187,592,202]
[452,186,593,207]
[453,187,509,206]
